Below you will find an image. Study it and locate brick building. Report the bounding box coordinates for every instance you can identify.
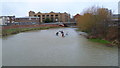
[74,14,81,23]
[29,11,70,23]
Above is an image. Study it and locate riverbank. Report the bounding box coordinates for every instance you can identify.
[2,26,61,36]
[76,29,119,47]
[88,38,111,44]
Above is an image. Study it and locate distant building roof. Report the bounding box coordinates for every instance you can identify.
[112,14,120,18]
[16,16,39,18]
[74,14,81,18]
[0,16,15,17]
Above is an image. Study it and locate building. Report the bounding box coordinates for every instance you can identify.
[112,14,119,19]
[15,17,40,25]
[29,11,70,23]
[108,14,120,27]
[73,14,81,23]
[0,16,15,25]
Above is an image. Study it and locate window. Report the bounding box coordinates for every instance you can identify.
[51,15,53,16]
[55,15,58,16]
[38,15,41,17]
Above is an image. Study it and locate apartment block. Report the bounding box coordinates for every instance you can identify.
[29,11,70,23]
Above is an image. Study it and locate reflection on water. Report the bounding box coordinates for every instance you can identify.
[2,28,118,66]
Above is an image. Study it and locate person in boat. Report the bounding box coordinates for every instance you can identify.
[59,31,65,37]
[60,31,64,34]
[61,33,64,37]
[56,32,59,36]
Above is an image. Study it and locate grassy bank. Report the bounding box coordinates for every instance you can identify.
[88,38,111,44]
[75,28,81,31]
[76,28,111,44]
[2,26,60,36]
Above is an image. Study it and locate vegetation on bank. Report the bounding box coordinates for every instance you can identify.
[76,6,119,46]
[43,18,53,23]
[75,28,81,31]
[76,29,112,44]
[88,38,111,44]
[2,26,60,36]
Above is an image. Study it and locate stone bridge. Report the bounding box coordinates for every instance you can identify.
[63,22,76,27]
[42,22,77,27]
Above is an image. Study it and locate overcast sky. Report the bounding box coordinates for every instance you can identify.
[0,0,119,17]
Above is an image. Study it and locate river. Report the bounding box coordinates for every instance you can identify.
[2,28,118,66]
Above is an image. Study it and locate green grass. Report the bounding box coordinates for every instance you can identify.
[2,26,60,36]
[88,38,111,44]
[76,29,80,31]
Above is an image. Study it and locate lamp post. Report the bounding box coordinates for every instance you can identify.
[56,19,58,22]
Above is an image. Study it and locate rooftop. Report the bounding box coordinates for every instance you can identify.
[16,16,39,18]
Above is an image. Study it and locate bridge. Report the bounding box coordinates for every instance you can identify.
[42,22,77,27]
[63,22,76,27]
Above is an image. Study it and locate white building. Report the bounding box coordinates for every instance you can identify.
[0,16,15,25]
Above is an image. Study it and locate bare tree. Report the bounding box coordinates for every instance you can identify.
[77,6,112,39]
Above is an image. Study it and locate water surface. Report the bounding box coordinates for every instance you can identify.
[2,28,118,66]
